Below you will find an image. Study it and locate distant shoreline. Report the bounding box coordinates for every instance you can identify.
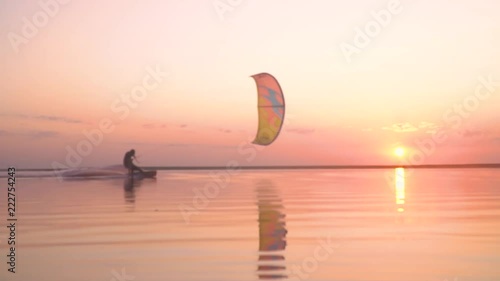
[11,163,500,172]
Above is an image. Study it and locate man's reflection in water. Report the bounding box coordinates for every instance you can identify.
[123,177,141,208]
[255,179,288,279]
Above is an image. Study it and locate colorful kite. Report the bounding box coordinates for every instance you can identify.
[251,73,285,146]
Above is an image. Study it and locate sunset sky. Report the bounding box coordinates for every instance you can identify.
[1,0,500,169]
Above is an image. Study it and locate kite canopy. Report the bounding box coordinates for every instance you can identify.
[251,73,285,146]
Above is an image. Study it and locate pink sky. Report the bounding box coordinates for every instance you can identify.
[1,0,500,168]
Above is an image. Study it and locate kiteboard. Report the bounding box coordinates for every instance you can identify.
[130,170,157,179]
[60,167,157,180]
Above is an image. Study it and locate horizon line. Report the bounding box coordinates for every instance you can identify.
[10,163,500,171]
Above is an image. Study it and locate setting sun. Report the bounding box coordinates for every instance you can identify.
[394,147,406,158]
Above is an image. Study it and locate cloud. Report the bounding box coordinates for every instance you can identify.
[381,121,440,134]
[418,122,437,129]
[166,143,191,147]
[287,127,315,134]
[0,130,59,139]
[418,121,440,134]
[459,129,488,138]
[452,128,492,139]
[165,143,236,150]
[119,142,236,150]
[35,115,82,123]
[1,113,82,124]
[382,122,419,133]
[29,130,59,138]
[142,123,167,129]
[142,123,188,129]
[487,137,500,147]
[205,144,237,149]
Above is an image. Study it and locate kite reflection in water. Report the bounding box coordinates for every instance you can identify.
[255,179,288,279]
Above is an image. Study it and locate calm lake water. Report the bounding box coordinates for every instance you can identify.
[1,169,500,281]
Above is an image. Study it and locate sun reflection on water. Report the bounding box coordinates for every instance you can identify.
[395,168,405,213]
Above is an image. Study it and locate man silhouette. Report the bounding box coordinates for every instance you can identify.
[123,149,145,175]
